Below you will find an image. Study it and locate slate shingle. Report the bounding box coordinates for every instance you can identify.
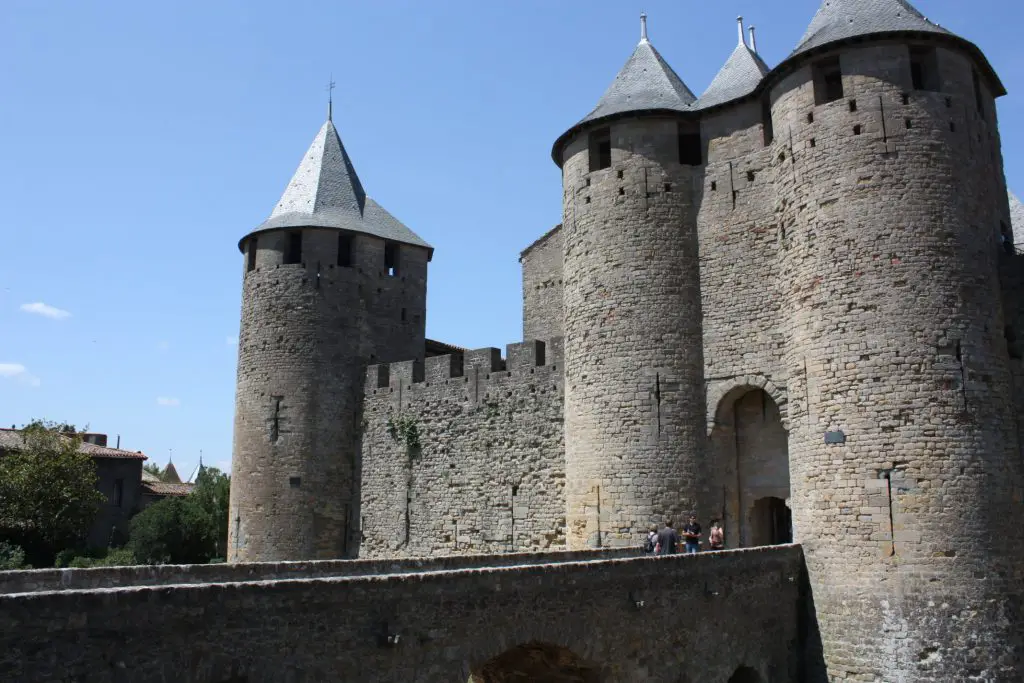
[577,38,696,126]
[247,119,430,251]
[695,41,770,110]
[792,0,950,58]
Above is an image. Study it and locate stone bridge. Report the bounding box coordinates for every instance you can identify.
[0,545,809,682]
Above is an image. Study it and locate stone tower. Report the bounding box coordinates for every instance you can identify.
[228,114,431,562]
[768,0,1024,678]
[552,15,709,549]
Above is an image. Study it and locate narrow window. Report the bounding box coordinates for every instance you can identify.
[814,57,844,105]
[909,46,939,92]
[246,238,257,272]
[678,127,702,166]
[384,241,399,276]
[284,231,302,265]
[113,478,124,507]
[853,124,862,135]
[972,69,985,117]
[589,127,611,171]
[337,233,353,267]
[761,97,774,146]
[401,307,407,321]
[807,111,814,124]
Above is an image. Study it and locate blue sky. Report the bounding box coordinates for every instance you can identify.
[1,0,1021,479]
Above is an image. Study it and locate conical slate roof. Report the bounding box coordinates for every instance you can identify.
[578,37,696,125]
[791,0,950,58]
[696,35,770,110]
[245,118,430,251]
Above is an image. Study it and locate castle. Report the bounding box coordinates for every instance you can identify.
[227,0,1024,680]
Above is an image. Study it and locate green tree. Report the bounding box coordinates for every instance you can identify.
[142,462,164,479]
[129,497,216,564]
[191,466,230,558]
[0,421,104,566]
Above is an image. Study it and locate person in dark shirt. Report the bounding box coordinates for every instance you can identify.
[656,520,679,555]
[682,515,702,554]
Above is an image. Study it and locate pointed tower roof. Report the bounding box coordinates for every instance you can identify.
[695,18,770,110]
[578,39,696,125]
[163,461,182,484]
[781,0,1004,95]
[552,14,695,165]
[244,118,431,252]
[792,0,949,57]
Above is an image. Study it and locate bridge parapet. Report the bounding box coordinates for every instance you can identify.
[0,545,807,683]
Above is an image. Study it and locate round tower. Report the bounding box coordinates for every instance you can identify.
[229,115,431,563]
[552,16,709,548]
[770,0,1024,678]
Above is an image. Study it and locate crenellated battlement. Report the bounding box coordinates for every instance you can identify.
[365,338,563,395]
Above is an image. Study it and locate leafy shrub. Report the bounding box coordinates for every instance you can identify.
[129,498,216,565]
[0,541,28,570]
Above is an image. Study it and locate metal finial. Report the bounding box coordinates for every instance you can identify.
[737,16,745,46]
[640,13,648,42]
[326,75,336,121]
[749,25,757,52]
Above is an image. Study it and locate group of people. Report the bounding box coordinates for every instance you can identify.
[644,516,724,555]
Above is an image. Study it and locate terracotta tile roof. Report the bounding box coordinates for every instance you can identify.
[0,428,147,460]
[425,339,468,357]
[141,481,194,497]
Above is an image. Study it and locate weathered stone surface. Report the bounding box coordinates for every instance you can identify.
[0,546,805,683]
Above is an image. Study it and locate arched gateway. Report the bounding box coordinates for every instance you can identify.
[710,387,790,548]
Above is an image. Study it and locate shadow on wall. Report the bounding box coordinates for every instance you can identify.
[467,642,601,683]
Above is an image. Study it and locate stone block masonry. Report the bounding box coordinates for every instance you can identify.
[360,339,567,557]
[0,545,806,683]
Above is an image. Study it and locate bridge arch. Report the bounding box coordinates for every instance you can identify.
[728,665,764,683]
[467,641,601,682]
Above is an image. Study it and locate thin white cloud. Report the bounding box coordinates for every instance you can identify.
[216,460,232,473]
[156,397,181,407]
[225,335,238,346]
[156,341,171,352]
[20,302,71,320]
[0,363,41,387]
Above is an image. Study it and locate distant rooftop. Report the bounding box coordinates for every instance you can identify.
[0,428,147,460]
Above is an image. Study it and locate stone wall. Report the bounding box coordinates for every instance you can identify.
[0,545,807,683]
[520,224,564,342]
[359,340,566,558]
[88,457,143,549]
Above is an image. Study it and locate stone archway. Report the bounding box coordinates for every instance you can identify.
[709,388,790,548]
[728,666,764,683]
[467,642,601,683]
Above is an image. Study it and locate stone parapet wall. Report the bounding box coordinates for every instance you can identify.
[360,340,566,558]
[0,545,806,683]
[0,546,640,595]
